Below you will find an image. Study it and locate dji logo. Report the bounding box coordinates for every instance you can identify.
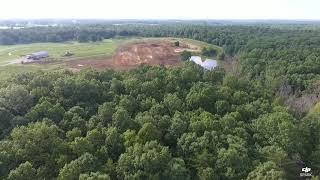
[300,167,312,177]
[302,167,311,173]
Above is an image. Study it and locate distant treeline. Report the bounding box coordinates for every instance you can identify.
[2,24,319,56]
[0,26,119,45]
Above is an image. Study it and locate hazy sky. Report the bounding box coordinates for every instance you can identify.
[0,0,319,20]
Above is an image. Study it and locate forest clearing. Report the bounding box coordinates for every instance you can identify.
[0,37,220,78]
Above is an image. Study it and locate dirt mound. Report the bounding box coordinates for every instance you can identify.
[67,41,196,70]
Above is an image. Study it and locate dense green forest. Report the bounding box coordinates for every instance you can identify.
[0,24,320,179]
[0,64,319,179]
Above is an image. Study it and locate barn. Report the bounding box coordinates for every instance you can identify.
[27,51,49,60]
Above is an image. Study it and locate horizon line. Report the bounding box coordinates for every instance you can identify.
[1,18,320,21]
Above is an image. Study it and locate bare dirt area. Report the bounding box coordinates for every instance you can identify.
[0,57,26,66]
[67,40,199,70]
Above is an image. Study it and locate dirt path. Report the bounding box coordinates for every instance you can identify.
[0,58,24,66]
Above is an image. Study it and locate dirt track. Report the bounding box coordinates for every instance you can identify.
[67,40,199,70]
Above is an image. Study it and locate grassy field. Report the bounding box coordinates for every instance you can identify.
[174,38,223,53]
[0,39,127,80]
[0,37,222,80]
[127,37,223,54]
[0,39,120,64]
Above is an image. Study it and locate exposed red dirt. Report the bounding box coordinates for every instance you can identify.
[67,40,198,70]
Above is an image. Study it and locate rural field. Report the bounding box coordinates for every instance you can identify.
[0,37,221,79]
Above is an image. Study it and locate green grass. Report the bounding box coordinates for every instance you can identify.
[169,38,223,53]
[0,39,127,80]
[0,64,61,79]
[0,39,120,65]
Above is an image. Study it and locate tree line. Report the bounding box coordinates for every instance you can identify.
[3,24,318,56]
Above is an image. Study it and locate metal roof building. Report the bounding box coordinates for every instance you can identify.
[28,51,49,60]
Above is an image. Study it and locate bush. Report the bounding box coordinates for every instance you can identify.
[181,51,192,61]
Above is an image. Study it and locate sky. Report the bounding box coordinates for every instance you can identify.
[0,0,319,20]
